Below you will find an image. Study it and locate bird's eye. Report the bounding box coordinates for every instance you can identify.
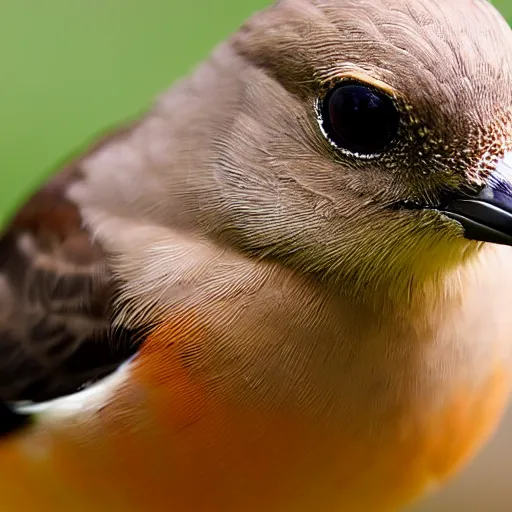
[319,81,400,156]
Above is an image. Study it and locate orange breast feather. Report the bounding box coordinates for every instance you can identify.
[0,319,509,512]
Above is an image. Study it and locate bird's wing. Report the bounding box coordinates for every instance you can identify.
[0,135,142,403]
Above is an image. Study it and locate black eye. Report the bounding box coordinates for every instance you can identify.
[319,81,400,156]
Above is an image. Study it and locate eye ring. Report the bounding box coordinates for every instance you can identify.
[316,80,400,159]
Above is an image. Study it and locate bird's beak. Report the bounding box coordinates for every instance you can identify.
[441,153,512,246]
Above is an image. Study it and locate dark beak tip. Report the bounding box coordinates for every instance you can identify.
[442,190,512,247]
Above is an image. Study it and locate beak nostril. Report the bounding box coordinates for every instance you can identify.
[487,152,512,199]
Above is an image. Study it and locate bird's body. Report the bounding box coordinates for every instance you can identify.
[1,1,512,511]
[1,245,512,512]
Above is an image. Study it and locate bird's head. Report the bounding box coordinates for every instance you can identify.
[194,0,512,297]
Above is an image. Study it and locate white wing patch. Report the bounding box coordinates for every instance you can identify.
[15,356,134,421]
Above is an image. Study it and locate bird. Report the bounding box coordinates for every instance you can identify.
[1,0,512,510]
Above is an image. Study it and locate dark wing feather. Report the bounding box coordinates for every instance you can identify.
[0,138,142,403]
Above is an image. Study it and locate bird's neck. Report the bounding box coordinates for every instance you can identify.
[327,241,491,315]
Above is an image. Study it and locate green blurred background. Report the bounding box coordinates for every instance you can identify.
[0,0,272,225]
[1,1,512,511]
[0,0,511,226]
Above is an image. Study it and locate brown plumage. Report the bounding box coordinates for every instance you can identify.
[1,1,512,511]
[0,134,142,401]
